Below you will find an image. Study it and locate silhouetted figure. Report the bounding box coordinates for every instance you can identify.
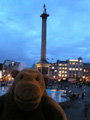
[82,93,84,100]
[83,103,89,117]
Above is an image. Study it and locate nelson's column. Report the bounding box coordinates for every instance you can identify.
[36,4,50,76]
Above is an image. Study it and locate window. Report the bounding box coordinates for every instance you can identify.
[80,60,82,62]
[59,71,61,73]
[59,74,61,77]
[65,74,67,77]
[55,70,57,72]
[52,66,54,69]
[59,64,62,66]
[84,69,86,72]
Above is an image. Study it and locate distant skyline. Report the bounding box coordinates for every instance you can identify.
[0,0,90,67]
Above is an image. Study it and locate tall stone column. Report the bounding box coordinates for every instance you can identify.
[40,4,49,62]
[36,4,50,76]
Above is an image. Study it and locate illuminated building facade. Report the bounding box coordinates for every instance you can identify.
[83,63,90,81]
[3,60,20,76]
[49,57,84,82]
[67,57,83,82]
[0,63,3,80]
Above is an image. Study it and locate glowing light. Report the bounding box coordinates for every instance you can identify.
[53,76,56,78]
[84,69,86,72]
[3,70,5,72]
[59,74,61,77]
[83,76,85,79]
[58,79,61,82]
[59,64,61,66]
[80,79,82,81]
[69,60,78,62]
[59,71,61,73]
[0,71,2,78]
[54,70,57,72]
[65,67,67,70]
[52,66,54,69]
[8,74,10,77]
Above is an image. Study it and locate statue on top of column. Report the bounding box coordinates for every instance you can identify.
[43,4,46,13]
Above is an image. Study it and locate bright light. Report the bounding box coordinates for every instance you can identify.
[52,67,54,69]
[59,64,61,66]
[84,69,86,72]
[53,76,56,78]
[3,70,5,72]
[80,79,82,81]
[80,60,82,62]
[12,62,15,66]
[0,71,2,78]
[80,68,82,71]
[58,79,61,82]
[54,70,57,72]
[8,74,11,77]
[59,71,61,73]
[83,76,85,79]
[69,60,78,62]
[59,74,61,77]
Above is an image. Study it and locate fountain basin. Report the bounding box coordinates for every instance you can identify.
[46,89,70,108]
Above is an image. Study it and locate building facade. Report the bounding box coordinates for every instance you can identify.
[0,60,20,81]
[49,57,89,82]
[83,63,90,81]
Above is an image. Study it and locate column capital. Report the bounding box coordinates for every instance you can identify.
[40,4,49,19]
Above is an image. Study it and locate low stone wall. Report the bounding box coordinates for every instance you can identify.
[59,96,71,108]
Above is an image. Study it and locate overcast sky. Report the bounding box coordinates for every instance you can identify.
[0,0,90,67]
